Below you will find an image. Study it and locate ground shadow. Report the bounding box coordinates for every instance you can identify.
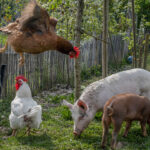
[17,133,55,150]
[78,127,150,150]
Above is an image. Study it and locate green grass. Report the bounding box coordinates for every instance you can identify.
[1,60,150,150]
[1,92,150,150]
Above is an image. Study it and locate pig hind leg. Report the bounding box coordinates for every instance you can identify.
[123,121,132,137]
[140,120,147,137]
[101,116,111,148]
[111,119,123,150]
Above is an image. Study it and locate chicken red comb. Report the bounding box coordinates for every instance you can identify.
[15,75,27,82]
[70,46,80,59]
[74,46,80,58]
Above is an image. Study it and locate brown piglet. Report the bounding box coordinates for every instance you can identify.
[101,93,150,149]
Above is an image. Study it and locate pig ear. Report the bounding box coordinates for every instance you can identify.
[77,100,87,111]
[62,100,73,110]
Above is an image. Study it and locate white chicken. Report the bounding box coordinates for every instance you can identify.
[9,75,42,136]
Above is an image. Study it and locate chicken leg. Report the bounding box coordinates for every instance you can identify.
[123,121,132,137]
[25,127,38,136]
[26,127,31,136]
[0,41,8,53]
[11,129,17,136]
[19,53,25,66]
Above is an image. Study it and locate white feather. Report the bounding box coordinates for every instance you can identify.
[9,82,42,129]
[18,105,42,119]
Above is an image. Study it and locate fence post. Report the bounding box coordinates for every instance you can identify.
[0,64,7,97]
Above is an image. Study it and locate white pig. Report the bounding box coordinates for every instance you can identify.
[63,68,150,136]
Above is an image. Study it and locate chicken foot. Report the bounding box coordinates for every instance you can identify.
[19,53,25,66]
[0,41,8,53]
[25,128,38,136]
[24,115,32,136]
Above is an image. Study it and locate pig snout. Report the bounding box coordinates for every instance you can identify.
[73,128,82,136]
[73,131,79,136]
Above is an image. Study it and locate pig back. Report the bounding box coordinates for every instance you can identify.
[104,93,150,120]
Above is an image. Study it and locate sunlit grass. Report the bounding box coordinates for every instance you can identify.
[1,57,150,149]
[0,92,150,150]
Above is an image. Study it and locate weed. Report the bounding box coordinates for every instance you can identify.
[0,92,150,149]
[81,65,102,81]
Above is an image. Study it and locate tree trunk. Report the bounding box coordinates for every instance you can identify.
[74,0,84,101]
[93,32,98,65]
[131,0,137,67]
[123,4,132,64]
[102,0,109,78]
[138,38,143,68]
[143,33,149,69]
[66,18,70,88]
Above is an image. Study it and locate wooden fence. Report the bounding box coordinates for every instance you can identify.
[0,34,128,98]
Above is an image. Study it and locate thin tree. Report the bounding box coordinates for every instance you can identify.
[131,0,137,67]
[74,0,84,100]
[138,38,143,68]
[102,0,109,78]
[66,16,70,88]
[143,33,149,69]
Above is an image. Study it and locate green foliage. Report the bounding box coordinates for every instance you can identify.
[35,0,103,40]
[0,34,7,45]
[0,0,149,51]
[50,93,74,120]
[81,65,102,81]
[109,0,131,34]
[0,97,12,127]
[95,111,103,121]
[81,60,130,81]
[45,93,74,104]
[0,0,28,26]
[1,92,150,149]
[61,106,72,120]
[43,93,74,120]
[108,57,130,73]
[135,0,150,29]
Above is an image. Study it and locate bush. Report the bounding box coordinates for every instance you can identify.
[46,93,74,104]
[61,106,72,120]
[95,111,103,121]
[61,94,74,120]
[81,65,102,80]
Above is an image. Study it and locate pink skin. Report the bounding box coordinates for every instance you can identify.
[73,115,91,136]
[63,100,96,136]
